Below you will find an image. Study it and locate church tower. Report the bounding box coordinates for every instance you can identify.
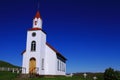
[22,11,46,74]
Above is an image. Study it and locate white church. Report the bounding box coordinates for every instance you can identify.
[22,11,67,75]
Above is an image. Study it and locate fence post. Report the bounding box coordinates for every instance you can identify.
[2,67,4,71]
[8,68,10,71]
[17,70,19,74]
[12,68,15,73]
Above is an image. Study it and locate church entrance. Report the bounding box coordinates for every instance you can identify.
[29,57,36,74]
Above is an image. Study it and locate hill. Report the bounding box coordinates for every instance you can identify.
[0,60,20,68]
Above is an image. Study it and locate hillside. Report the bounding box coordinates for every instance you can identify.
[0,60,20,68]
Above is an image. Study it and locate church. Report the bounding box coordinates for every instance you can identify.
[22,11,67,75]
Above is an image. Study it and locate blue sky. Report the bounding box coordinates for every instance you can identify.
[0,0,120,73]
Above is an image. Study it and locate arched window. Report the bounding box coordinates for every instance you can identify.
[31,41,36,51]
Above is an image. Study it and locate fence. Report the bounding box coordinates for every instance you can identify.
[0,67,25,74]
[0,67,40,74]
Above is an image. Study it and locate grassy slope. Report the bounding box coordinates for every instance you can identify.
[0,60,20,68]
[0,71,18,80]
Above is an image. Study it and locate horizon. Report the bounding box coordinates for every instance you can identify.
[0,0,120,73]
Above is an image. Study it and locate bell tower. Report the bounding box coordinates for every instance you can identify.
[22,11,46,74]
[33,11,42,29]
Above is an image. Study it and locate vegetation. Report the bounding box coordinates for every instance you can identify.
[104,67,120,80]
[0,60,20,68]
[0,71,18,80]
[73,73,104,80]
[0,72,104,80]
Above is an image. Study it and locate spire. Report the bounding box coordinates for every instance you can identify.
[33,11,42,29]
[35,11,41,19]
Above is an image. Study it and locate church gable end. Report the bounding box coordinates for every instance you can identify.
[46,43,67,61]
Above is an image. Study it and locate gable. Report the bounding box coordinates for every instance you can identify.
[46,43,67,61]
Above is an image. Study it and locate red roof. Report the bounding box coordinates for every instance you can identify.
[29,28,42,31]
[35,11,41,19]
[28,28,46,34]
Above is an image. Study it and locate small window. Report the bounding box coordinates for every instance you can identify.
[63,63,65,72]
[41,58,44,70]
[62,62,63,72]
[60,61,62,71]
[31,41,36,51]
[57,60,59,71]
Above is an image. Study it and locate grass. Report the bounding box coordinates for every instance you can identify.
[0,71,18,80]
[28,73,104,80]
[29,77,82,80]
[21,75,103,80]
[0,71,104,80]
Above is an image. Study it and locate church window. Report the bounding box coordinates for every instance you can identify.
[60,61,61,71]
[31,41,36,51]
[63,63,65,72]
[41,58,44,70]
[62,62,63,71]
[61,61,62,71]
[59,60,60,71]
[57,60,59,71]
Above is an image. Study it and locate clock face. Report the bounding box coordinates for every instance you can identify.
[32,32,36,37]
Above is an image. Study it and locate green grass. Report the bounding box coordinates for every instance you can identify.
[24,75,103,80]
[0,71,18,80]
[0,60,20,68]
[0,71,104,80]
[29,76,82,80]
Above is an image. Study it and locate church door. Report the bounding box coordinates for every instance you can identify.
[29,58,36,74]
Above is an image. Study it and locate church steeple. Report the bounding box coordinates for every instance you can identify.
[33,11,42,29]
[35,11,41,18]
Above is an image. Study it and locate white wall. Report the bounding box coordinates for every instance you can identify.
[45,45,66,75]
[44,45,57,75]
[22,30,46,74]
